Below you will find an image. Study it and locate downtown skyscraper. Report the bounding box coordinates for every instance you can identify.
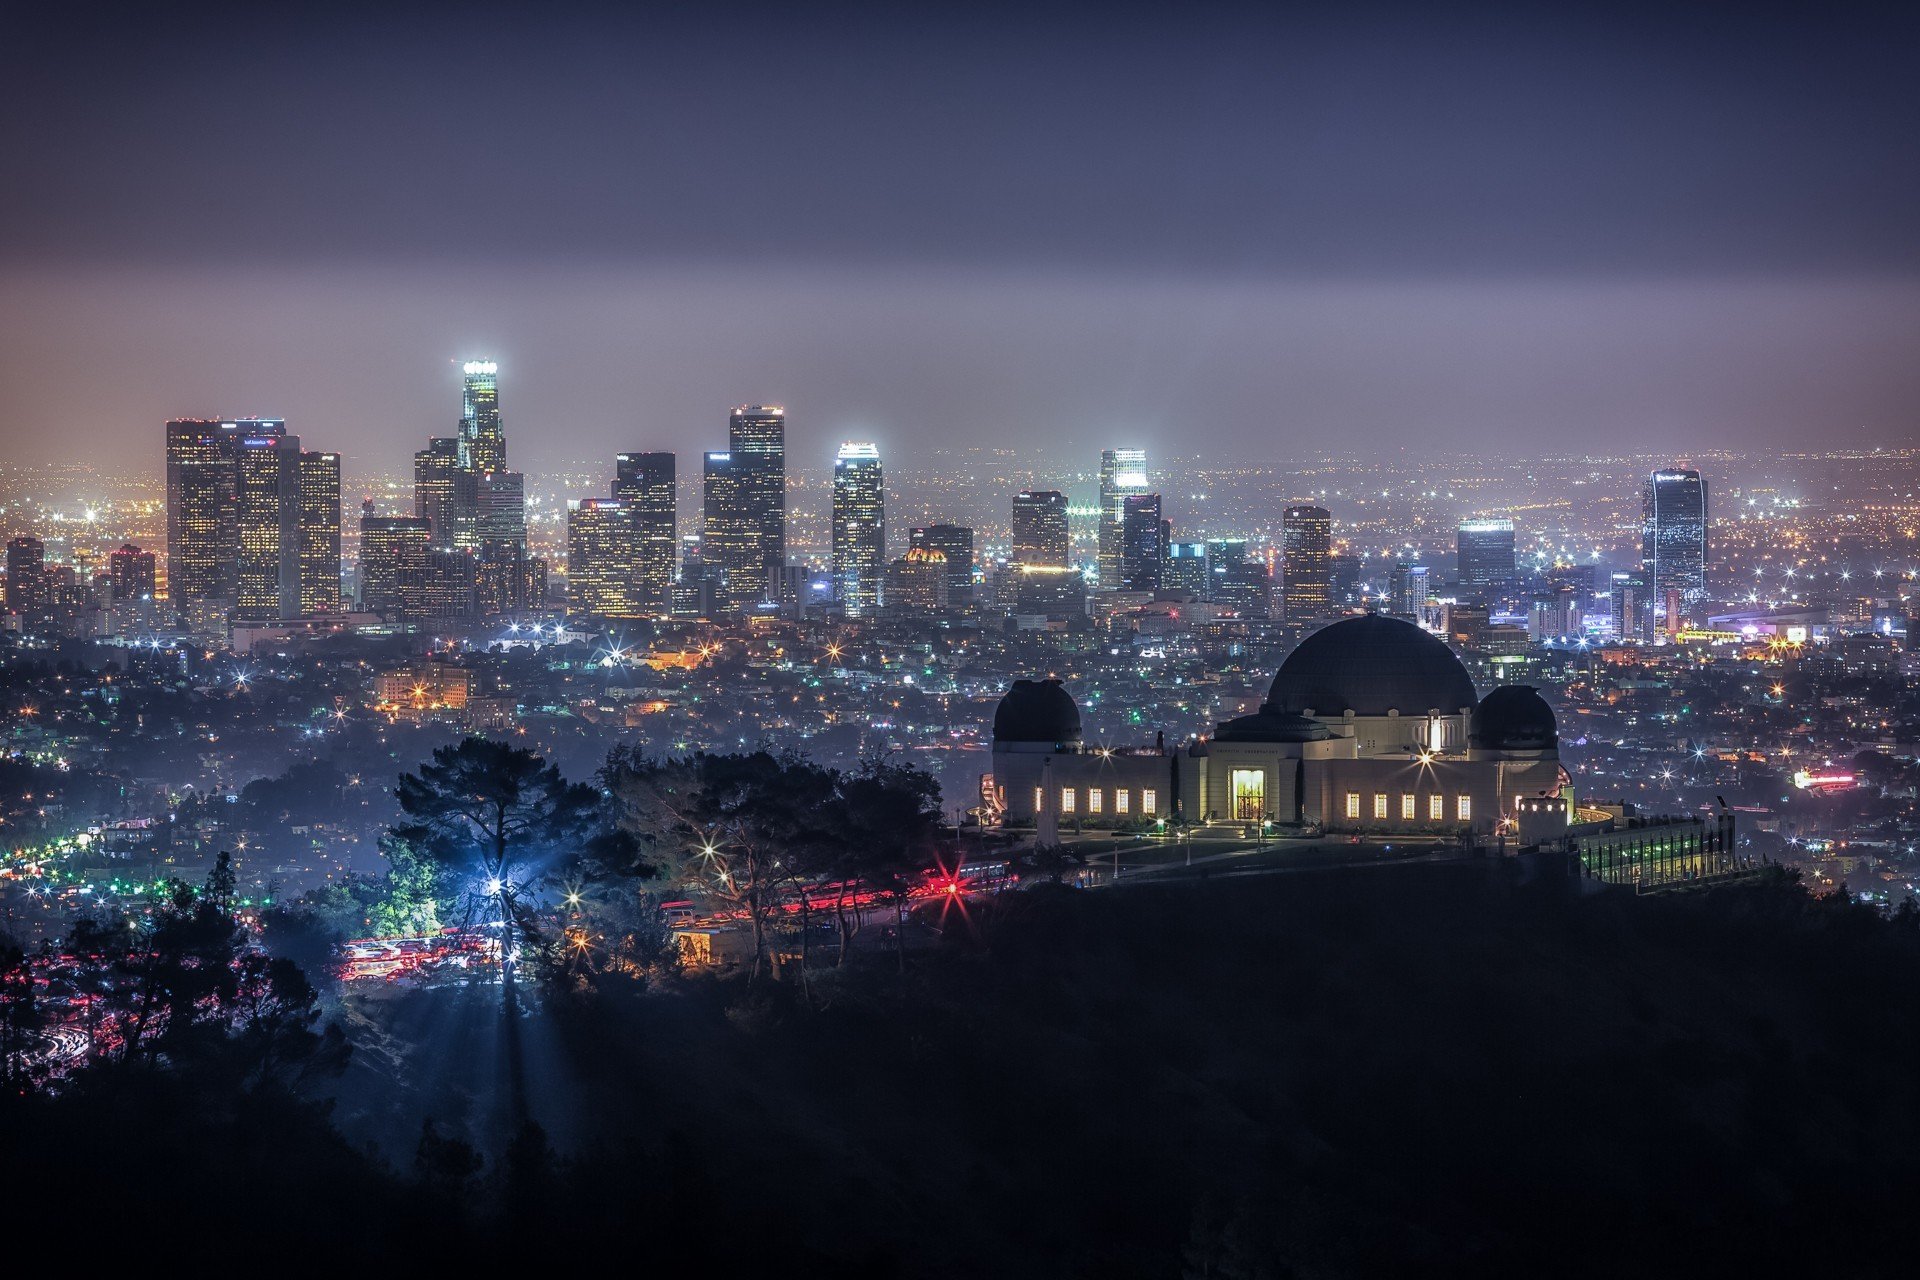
[1642,467,1709,606]
[1011,490,1071,568]
[1281,505,1332,622]
[831,442,884,617]
[166,417,339,624]
[614,451,677,607]
[1119,492,1165,592]
[412,360,524,555]
[1457,517,1517,594]
[1097,448,1149,590]
[457,360,506,474]
[701,406,786,610]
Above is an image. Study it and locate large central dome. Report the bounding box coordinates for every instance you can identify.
[1265,614,1477,717]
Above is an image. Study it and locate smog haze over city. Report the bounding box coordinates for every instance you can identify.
[5,1,1920,469]
[6,2,1920,1275]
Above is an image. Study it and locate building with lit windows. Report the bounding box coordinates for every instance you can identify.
[1208,538,1271,618]
[909,524,974,606]
[1097,448,1149,589]
[478,471,527,549]
[987,614,1568,840]
[1012,490,1070,568]
[108,544,156,603]
[884,546,948,616]
[1642,467,1708,607]
[5,535,48,622]
[1281,506,1331,620]
[294,450,341,616]
[1457,517,1517,594]
[614,452,676,606]
[1165,541,1208,595]
[358,514,432,615]
[1119,493,1165,592]
[1388,562,1429,618]
[457,360,505,474]
[165,418,242,619]
[727,405,787,597]
[831,441,885,617]
[414,437,477,549]
[567,499,646,618]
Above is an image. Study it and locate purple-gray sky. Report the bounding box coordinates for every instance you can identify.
[3,1,1917,474]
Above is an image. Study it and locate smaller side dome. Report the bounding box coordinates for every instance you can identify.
[992,678,1082,746]
[1471,685,1558,751]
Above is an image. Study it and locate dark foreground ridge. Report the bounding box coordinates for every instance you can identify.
[8,863,1919,1276]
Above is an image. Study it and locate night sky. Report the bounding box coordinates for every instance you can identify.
[3,1,1917,473]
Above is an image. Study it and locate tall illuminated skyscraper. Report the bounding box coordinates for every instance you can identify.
[1457,518,1517,593]
[730,404,786,577]
[1119,493,1165,591]
[358,514,432,615]
[1642,468,1709,606]
[1011,490,1070,568]
[294,450,341,616]
[223,423,339,621]
[701,451,754,609]
[1281,505,1332,621]
[165,417,259,618]
[478,472,526,550]
[614,452,676,607]
[234,431,300,621]
[458,360,505,474]
[909,524,974,605]
[1097,448,1149,589]
[108,544,156,603]
[567,498,645,618]
[415,437,477,549]
[831,442,885,617]
[5,536,48,620]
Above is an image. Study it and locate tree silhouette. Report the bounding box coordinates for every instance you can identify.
[393,737,602,982]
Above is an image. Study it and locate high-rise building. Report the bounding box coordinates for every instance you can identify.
[1457,518,1517,593]
[1388,562,1429,618]
[1527,584,1583,642]
[909,524,974,606]
[1097,448,1149,589]
[1281,506,1332,621]
[567,499,645,618]
[165,418,243,617]
[457,360,505,475]
[730,404,786,582]
[614,452,676,607]
[294,451,341,616]
[1012,565,1086,617]
[108,544,156,603]
[1164,541,1208,595]
[701,451,754,610]
[419,549,478,621]
[1120,493,1165,592]
[234,431,300,621]
[1208,539,1272,618]
[1609,572,1652,642]
[5,536,48,621]
[477,541,547,617]
[358,515,432,615]
[1011,490,1071,568]
[414,437,477,550]
[1642,468,1709,606]
[478,472,527,550]
[831,442,885,618]
[885,547,949,616]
